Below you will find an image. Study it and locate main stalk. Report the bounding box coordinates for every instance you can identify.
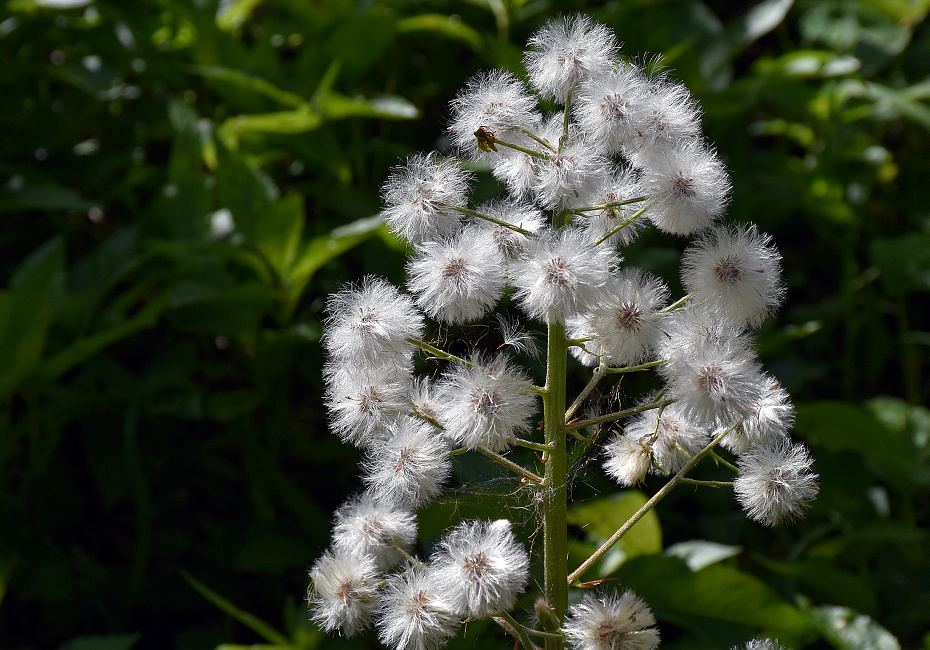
[542,317,568,650]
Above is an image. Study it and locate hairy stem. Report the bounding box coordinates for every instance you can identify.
[407,338,470,367]
[568,427,730,584]
[570,196,647,213]
[447,204,534,236]
[591,205,648,247]
[476,446,544,485]
[564,397,675,431]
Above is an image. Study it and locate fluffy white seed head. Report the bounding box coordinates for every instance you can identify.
[578,168,648,248]
[603,435,653,486]
[362,416,452,510]
[381,153,473,244]
[472,197,547,264]
[323,276,424,368]
[490,114,561,198]
[563,589,660,650]
[730,640,788,650]
[450,69,541,160]
[533,137,611,210]
[376,564,461,650]
[513,227,619,323]
[624,401,711,475]
[432,519,530,619]
[626,76,702,161]
[332,493,418,571]
[406,226,506,324]
[734,441,818,526]
[681,223,785,328]
[574,63,648,156]
[720,376,794,455]
[436,352,538,452]
[567,268,669,367]
[659,333,767,429]
[524,15,619,101]
[641,140,731,236]
[324,363,413,448]
[309,550,380,637]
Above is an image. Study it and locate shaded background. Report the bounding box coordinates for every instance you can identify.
[1,0,928,649]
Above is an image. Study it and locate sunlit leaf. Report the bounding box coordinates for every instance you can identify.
[800,600,901,650]
[396,14,483,51]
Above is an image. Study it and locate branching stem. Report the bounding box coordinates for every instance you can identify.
[564,398,675,431]
[591,206,648,247]
[568,427,731,585]
[447,204,534,236]
[476,447,543,485]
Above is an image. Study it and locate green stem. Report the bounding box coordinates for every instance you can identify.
[568,427,730,585]
[678,478,734,488]
[407,338,470,367]
[709,450,739,473]
[494,138,551,159]
[559,92,571,150]
[542,319,568,650]
[447,204,533,236]
[564,398,675,431]
[476,446,543,485]
[515,438,553,452]
[495,611,536,650]
[516,126,557,152]
[565,364,606,423]
[603,359,667,375]
[663,292,696,312]
[570,196,647,213]
[591,206,648,247]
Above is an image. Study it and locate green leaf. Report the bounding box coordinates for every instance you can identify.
[618,555,817,647]
[665,540,742,571]
[799,600,901,650]
[396,14,483,51]
[318,91,419,121]
[0,184,96,214]
[189,65,305,108]
[870,233,930,296]
[57,634,141,650]
[180,570,290,646]
[567,491,661,573]
[255,193,305,277]
[215,0,262,32]
[39,289,173,381]
[285,215,387,318]
[217,108,324,148]
[752,554,879,616]
[0,238,65,398]
[794,401,912,490]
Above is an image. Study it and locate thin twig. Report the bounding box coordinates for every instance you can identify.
[494,611,538,650]
[591,206,648,247]
[570,196,647,213]
[663,292,696,312]
[447,204,533,236]
[407,338,470,367]
[678,478,734,488]
[494,137,551,159]
[603,359,668,375]
[515,438,553,452]
[476,446,543,485]
[516,126,557,152]
[565,364,606,423]
[709,450,739,473]
[568,427,730,585]
[565,398,675,431]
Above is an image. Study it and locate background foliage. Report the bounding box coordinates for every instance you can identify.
[1,0,929,649]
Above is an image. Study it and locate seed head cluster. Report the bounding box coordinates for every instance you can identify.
[309,14,817,650]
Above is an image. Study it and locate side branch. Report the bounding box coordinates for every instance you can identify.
[564,398,675,431]
[446,204,534,236]
[476,447,543,485]
[567,427,730,585]
[407,338,470,367]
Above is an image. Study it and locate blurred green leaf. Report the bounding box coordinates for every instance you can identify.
[215,0,263,32]
[753,554,879,616]
[0,184,96,214]
[0,238,64,398]
[567,491,661,574]
[190,65,306,108]
[665,540,742,571]
[57,634,141,650]
[396,14,483,51]
[870,233,930,296]
[618,555,817,647]
[180,570,290,646]
[799,600,901,650]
